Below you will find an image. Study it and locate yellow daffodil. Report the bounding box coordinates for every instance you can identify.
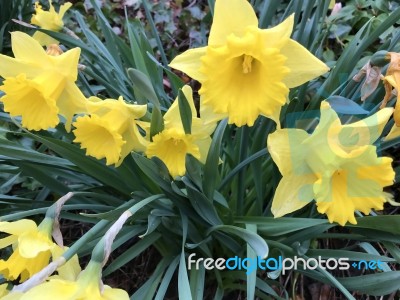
[0,219,56,282]
[146,85,216,177]
[31,1,72,46]
[379,52,400,124]
[0,32,86,131]
[268,101,394,226]
[378,52,400,141]
[20,261,129,300]
[169,0,329,127]
[73,96,148,166]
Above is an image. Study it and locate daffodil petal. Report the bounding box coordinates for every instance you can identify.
[50,47,81,81]
[58,2,73,19]
[342,107,393,144]
[32,31,59,46]
[208,0,257,46]
[314,172,357,226]
[20,279,78,300]
[0,220,37,236]
[272,173,316,218]
[262,14,294,48]
[18,231,53,258]
[51,246,81,281]
[57,81,88,132]
[385,74,396,87]
[169,47,207,81]
[117,123,148,167]
[281,39,329,88]
[164,85,197,129]
[11,32,49,64]
[267,128,310,175]
[199,100,227,126]
[0,55,42,78]
[3,246,51,281]
[101,286,130,300]
[0,235,18,249]
[384,123,400,141]
[194,137,212,164]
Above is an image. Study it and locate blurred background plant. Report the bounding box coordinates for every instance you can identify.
[0,0,400,299]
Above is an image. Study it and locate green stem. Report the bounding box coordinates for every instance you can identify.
[237,126,249,216]
[62,219,110,261]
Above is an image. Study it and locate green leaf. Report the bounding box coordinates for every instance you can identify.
[178,212,193,300]
[207,225,269,258]
[182,177,222,225]
[131,257,173,300]
[327,96,369,114]
[178,89,192,135]
[127,68,160,108]
[150,106,164,140]
[236,217,329,236]
[190,264,205,300]
[307,249,396,262]
[103,232,161,275]
[246,224,257,300]
[203,119,227,199]
[25,134,132,195]
[154,256,180,300]
[351,216,400,235]
[339,272,400,296]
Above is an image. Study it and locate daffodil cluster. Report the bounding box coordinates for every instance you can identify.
[0,0,398,238]
[0,194,131,299]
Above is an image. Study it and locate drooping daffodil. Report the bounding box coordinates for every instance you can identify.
[146,85,217,177]
[0,32,86,131]
[31,1,72,46]
[0,218,57,282]
[19,261,129,300]
[268,101,395,226]
[73,96,148,166]
[169,0,329,127]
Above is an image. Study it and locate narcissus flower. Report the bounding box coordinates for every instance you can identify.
[0,32,86,131]
[73,96,148,166]
[0,218,56,282]
[378,52,400,141]
[146,85,216,177]
[20,261,129,300]
[380,52,400,125]
[169,0,329,127]
[31,1,72,46]
[268,101,394,226]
